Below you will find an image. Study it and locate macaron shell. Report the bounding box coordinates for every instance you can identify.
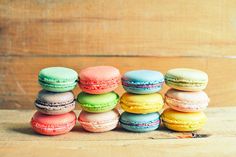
[78,109,120,132]
[77,92,119,113]
[79,66,120,94]
[36,90,75,103]
[38,67,78,92]
[119,112,160,132]
[161,108,207,131]
[122,70,164,83]
[164,83,207,92]
[39,67,78,83]
[165,68,208,82]
[123,86,163,94]
[163,121,206,132]
[79,66,120,81]
[120,92,164,114]
[31,111,76,135]
[122,70,164,94]
[165,89,209,112]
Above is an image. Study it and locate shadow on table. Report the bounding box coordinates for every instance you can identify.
[8,123,210,139]
[7,123,47,137]
[72,123,170,133]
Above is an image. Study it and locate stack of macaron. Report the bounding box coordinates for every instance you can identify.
[161,68,209,132]
[77,66,121,132]
[119,70,165,132]
[30,67,78,135]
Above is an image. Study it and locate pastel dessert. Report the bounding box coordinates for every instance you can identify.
[165,68,208,91]
[119,112,160,132]
[161,108,207,132]
[120,92,164,114]
[79,66,120,94]
[122,70,164,94]
[35,90,75,115]
[38,67,78,92]
[31,111,76,136]
[77,91,119,113]
[165,88,209,112]
[78,109,120,132]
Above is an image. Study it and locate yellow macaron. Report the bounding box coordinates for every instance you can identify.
[161,108,207,131]
[120,92,164,114]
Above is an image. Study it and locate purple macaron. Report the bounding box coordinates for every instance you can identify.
[35,90,75,115]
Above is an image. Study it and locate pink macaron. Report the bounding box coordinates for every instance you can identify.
[79,66,121,94]
[78,109,120,132]
[31,111,76,136]
[165,88,209,112]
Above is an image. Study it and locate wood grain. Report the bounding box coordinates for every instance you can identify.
[1,0,236,56]
[1,0,236,109]
[0,107,236,157]
[0,56,235,109]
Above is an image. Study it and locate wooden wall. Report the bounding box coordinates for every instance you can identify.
[0,0,236,109]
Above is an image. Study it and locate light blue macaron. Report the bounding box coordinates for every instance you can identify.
[122,70,164,94]
[119,112,161,132]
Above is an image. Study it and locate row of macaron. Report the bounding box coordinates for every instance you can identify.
[31,66,209,135]
[37,66,208,95]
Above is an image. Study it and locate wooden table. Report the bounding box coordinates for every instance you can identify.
[0,107,236,157]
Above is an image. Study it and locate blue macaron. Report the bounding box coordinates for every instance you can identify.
[122,70,164,94]
[119,112,161,132]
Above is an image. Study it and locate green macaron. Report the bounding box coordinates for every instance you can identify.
[77,92,119,113]
[38,67,78,92]
[165,68,208,91]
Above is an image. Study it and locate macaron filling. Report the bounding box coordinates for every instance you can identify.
[122,81,164,88]
[79,118,119,129]
[166,98,208,111]
[79,100,118,112]
[38,76,78,84]
[165,79,207,87]
[79,77,120,90]
[162,120,206,131]
[38,79,77,88]
[35,100,75,111]
[120,119,160,128]
[31,118,76,130]
[121,101,163,113]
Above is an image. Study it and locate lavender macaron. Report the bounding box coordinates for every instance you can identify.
[35,90,75,115]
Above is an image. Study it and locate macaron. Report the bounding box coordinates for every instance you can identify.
[79,66,120,94]
[120,92,164,114]
[78,109,120,132]
[122,70,164,94]
[161,108,207,132]
[35,90,75,115]
[38,67,78,92]
[31,111,76,136]
[119,112,160,132]
[165,88,209,112]
[165,68,208,91]
[77,91,119,113]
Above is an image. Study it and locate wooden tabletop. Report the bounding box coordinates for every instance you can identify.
[0,107,235,157]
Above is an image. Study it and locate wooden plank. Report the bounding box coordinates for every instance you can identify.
[1,0,236,57]
[0,107,236,157]
[0,56,235,109]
